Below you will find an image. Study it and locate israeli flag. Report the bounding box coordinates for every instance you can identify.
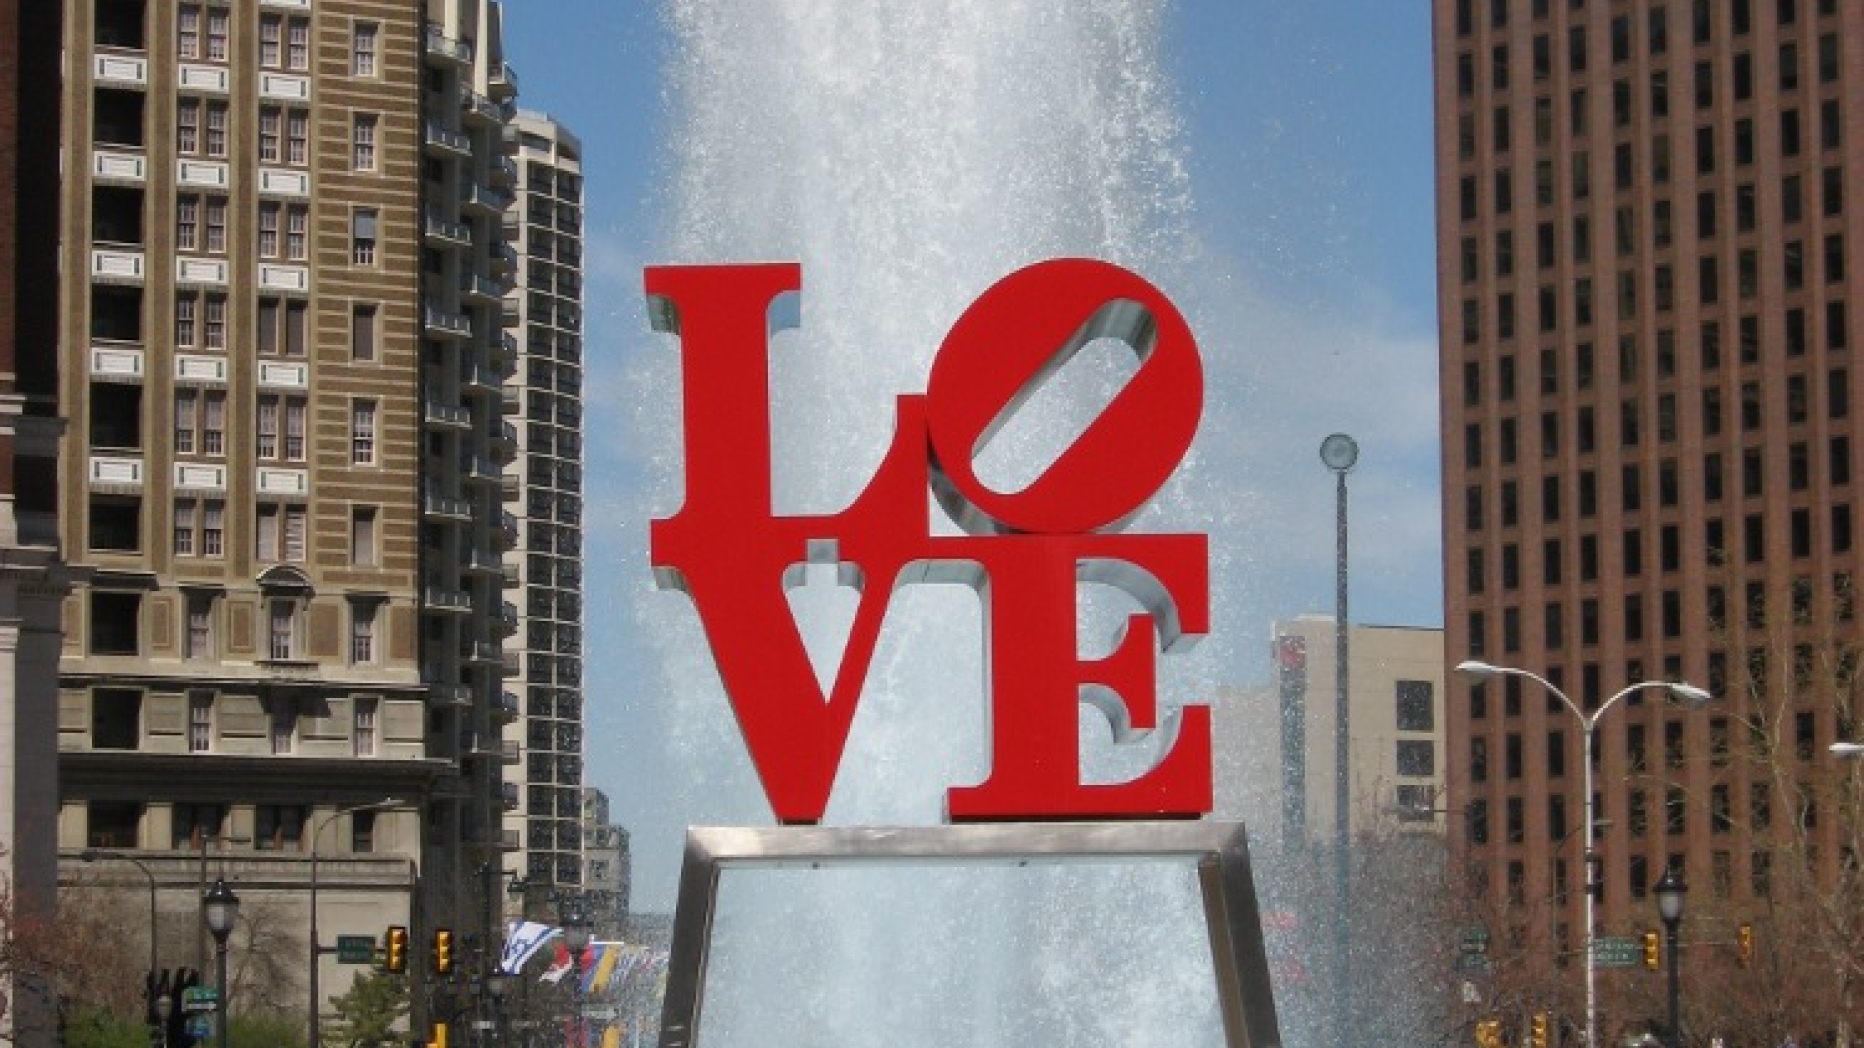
[500,920,562,973]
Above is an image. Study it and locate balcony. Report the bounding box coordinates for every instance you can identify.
[501,648,521,674]
[497,690,520,721]
[90,247,145,283]
[499,829,521,851]
[422,207,470,248]
[460,454,500,486]
[460,731,499,759]
[93,52,148,88]
[178,159,230,190]
[490,421,517,459]
[499,782,520,810]
[488,61,519,100]
[490,242,517,275]
[501,740,520,764]
[423,121,472,160]
[424,27,473,67]
[258,264,310,292]
[489,156,517,187]
[424,399,471,430]
[423,303,472,339]
[422,486,472,521]
[460,180,509,217]
[90,343,145,381]
[462,549,503,577]
[175,257,228,286]
[425,586,472,614]
[461,273,503,305]
[92,149,146,183]
[460,86,502,127]
[460,364,498,395]
[88,455,143,489]
[259,168,310,197]
[462,641,502,666]
[488,330,517,368]
[499,601,518,636]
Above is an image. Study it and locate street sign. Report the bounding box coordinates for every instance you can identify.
[1593,935,1642,968]
[336,935,377,964]
[181,987,219,1014]
[583,1008,619,1023]
[186,1015,214,1042]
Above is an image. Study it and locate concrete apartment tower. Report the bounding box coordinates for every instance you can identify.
[1435,0,1864,1031]
[501,109,585,915]
[53,0,522,1021]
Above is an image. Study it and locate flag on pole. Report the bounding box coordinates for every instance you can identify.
[500,921,562,974]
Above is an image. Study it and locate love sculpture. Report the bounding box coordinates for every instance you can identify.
[646,258,1213,824]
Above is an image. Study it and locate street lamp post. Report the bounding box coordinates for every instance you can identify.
[486,969,512,1048]
[202,878,240,1048]
[1318,432,1358,1048]
[1456,660,1714,1048]
[79,850,158,1011]
[1655,866,1687,1048]
[308,799,403,1048]
[561,902,591,1048]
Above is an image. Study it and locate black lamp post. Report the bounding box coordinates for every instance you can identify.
[1655,865,1687,1048]
[486,969,512,1048]
[561,902,591,1048]
[202,878,239,1048]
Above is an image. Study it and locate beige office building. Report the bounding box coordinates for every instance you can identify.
[53,0,523,1023]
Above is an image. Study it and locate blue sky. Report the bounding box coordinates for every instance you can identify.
[500,1,1441,911]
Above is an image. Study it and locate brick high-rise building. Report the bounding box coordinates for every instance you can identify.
[1435,0,1864,1033]
[53,0,523,1022]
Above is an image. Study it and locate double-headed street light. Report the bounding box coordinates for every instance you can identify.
[561,901,592,1048]
[1455,660,1715,1048]
[308,798,405,1048]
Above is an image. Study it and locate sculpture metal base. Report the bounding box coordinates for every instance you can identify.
[657,821,1282,1048]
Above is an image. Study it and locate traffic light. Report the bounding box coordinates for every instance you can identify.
[1474,1018,1503,1048]
[433,928,454,974]
[1642,929,1661,970]
[384,925,409,974]
[1532,1012,1549,1048]
[1738,922,1753,968]
[428,1021,448,1048]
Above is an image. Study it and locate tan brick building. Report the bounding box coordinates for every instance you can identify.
[51,0,525,1025]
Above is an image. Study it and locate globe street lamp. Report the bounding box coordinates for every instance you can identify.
[202,878,239,1048]
[1318,432,1357,1048]
[486,968,513,1048]
[1456,660,1714,1048]
[309,799,404,1048]
[1654,866,1687,1048]
[561,901,592,1048]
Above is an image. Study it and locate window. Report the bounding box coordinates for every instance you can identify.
[1396,680,1434,731]
[352,810,378,852]
[352,210,378,265]
[177,98,200,154]
[258,201,281,258]
[178,6,201,58]
[286,205,308,260]
[267,598,297,660]
[204,101,228,157]
[353,114,378,171]
[287,17,309,70]
[92,688,141,749]
[350,693,376,749]
[204,196,226,254]
[256,396,279,459]
[188,693,213,753]
[286,397,306,459]
[352,304,378,361]
[88,802,143,849]
[176,195,199,250]
[287,109,309,166]
[260,13,283,67]
[185,593,213,659]
[352,604,378,666]
[200,390,224,455]
[90,592,140,655]
[351,400,377,465]
[206,8,228,61]
[351,507,377,565]
[1396,740,1435,777]
[174,499,228,558]
[353,23,379,76]
[254,803,305,850]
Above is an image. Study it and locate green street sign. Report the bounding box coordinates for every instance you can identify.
[1593,935,1641,968]
[336,935,377,964]
[180,987,218,1014]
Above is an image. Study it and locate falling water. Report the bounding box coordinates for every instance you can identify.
[627,3,1299,1046]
